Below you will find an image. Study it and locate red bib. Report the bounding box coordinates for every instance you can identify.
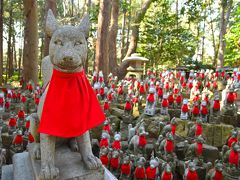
[213,170,222,180]
[100,155,108,166]
[161,171,173,180]
[121,163,131,175]
[228,137,238,147]
[229,150,239,166]
[146,167,156,180]
[38,69,105,138]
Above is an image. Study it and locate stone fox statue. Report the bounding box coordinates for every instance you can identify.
[29,10,105,180]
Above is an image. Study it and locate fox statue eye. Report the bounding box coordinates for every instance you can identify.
[54,39,63,46]
[74,41,82,46]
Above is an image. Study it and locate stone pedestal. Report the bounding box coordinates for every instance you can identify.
[2,145,105,180]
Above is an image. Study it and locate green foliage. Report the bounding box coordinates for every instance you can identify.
[225,3,240,66]
[138,0,198,68]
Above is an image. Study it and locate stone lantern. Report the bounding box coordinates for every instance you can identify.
[122,53,149,79]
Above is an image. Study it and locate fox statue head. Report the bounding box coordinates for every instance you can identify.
[46,9,90,73]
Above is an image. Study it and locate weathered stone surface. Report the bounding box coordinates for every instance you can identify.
[213,124,222,147]
[175,118,188,137]
[221,124,233,145]
[28,145,104,180]
[110,107,124,118]
[202,123,214,145]
[168,109,181,119]
[202,144,219,163]
[2,165,13,180]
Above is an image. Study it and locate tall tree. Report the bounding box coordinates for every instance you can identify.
[7,2,14,78]
[217,0,233,67]
[0,0,3,85]
[124,0,155,58]
[23,0,39,84]
[95,0,111,78]
[108,0,119,75]
[44,0,56,57]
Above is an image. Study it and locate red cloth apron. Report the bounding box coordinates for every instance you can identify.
[38,69,105,138]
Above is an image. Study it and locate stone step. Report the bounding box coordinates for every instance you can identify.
[12,152,35,180]
[2,165,13,180]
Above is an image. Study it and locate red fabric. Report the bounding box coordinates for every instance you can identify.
[112,140,121,150]
[162,99,169,108]
[134,167,145,179]
[195,125,202,136]
[118,86,123,94]
[204,97,209,104]
[180,76,185,83]
[93,76,97,82]
[158,88,163,97]
[103,102,110,110]
[99,77,104,83]
[28,133,35,143]
[188,82,193,89]
[139,135,147,147]
[146,167,156,180]
[215,72,219,78]
[7,93,12,99]
[171,124,176,135]
[100,155,108,166]
[213,82,218,89]
[14,135,23,145]
[103,124,111,134]
[25,121,30,129]
[125,101,132,111]
[111,84,115,89]
[221,71,225,78]
[182,82,187,89]
[206,82,210,88]
[35,97,40,105]
[165,139,174,153]
[174,88,179,94]
[27,84,33,91]
[165,83,169,91]
[140,85,145,94]
[197,142,203,155]
[229,150,239,166]
[213,170,223,180]
[228,137,238,147]
[100,138,109,148]
[168,95,174,103]
[110,157,119,169]
[161,171,173,180]
[9,118,16,127]
[0,97,3,105]
[192,106,199,115]
[193,95,199,102]
[38,69,105,138]
[176,95,182,104]
[213,100,220,110]
[100,88,104,96]
[186,170,198,180]
[121,163,131,175]
[201,106,208,115]
[145,84,149,91]
[182,104,189,113]
[107,93,113,101]
[21,96,26,103]
[147,93,155,103]
[18,110,25,119]
[227,92,235,103]
[5,102,10,109]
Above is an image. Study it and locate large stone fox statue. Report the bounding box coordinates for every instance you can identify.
[29,10,105,180]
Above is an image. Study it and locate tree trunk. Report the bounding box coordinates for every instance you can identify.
[13,35,17,70]
[108,0,119,75]
[44,0,56,57]
[23,0,39,84]
[120,4,126,61]
[115,0,154,79]
[7,4,14,78]
[126,0,131,53]
[95,0,111,79]
[217,0,233,68]
[0,0,3,85]
[124,0,154,58]
[18,48,22,79]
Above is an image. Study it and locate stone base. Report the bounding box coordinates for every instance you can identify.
[2,145,106,180]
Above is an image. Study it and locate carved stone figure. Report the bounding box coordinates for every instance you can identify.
[119,155,132,180]
[183,161,198,180]
[144,87,156,116]
[29,10,104,180]
[180,99,189,120]
[146,156,160,180]
[161,94,169,115]
[206,160,223,180]
[133,157,146,180]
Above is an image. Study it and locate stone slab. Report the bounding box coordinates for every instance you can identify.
[12,152,35,180]
[28,145,105,180]
[2,165,13,180]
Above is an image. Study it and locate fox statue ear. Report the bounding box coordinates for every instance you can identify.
[46,9,58,37]
[78,14,90,38]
